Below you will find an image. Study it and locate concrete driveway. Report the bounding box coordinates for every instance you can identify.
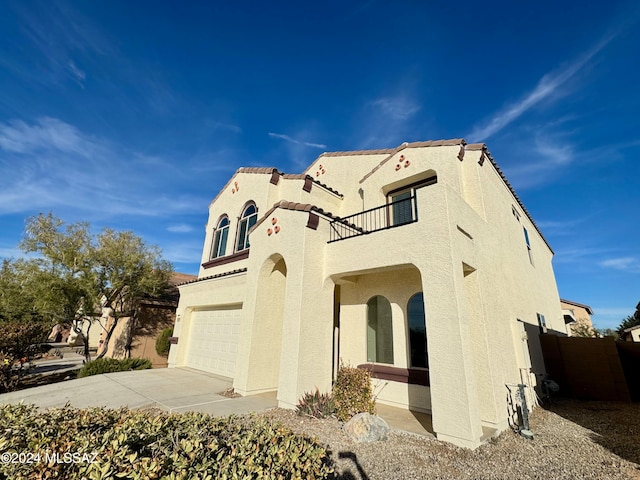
[0,368,277,416]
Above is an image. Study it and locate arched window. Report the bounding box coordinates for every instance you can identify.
[407,293,428,368]
[210,216,229,259]
[367,295,394,364]
[236,203,257,252]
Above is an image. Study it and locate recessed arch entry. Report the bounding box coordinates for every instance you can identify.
[245,254,287,393]
[333,264,431,413]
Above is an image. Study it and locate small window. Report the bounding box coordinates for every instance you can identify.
[512,205,520,222]
[210,216,229,259]
[236,204,258,252]
[387,176,437,227]
[390,190,414,226]
[407,293,428,368]
[537,313,547,334]
[523,226,533,265]
[367,296,394,364]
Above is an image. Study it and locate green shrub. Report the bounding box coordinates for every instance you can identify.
[0,404,333,479]
[333,364,376,422]
[0,321,50,393]
[155,327,173,357]
[297,388,335,419]
[78,357,152,378]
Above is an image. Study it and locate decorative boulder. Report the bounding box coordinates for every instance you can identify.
[343,413,390,442]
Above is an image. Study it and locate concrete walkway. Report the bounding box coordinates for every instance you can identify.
[0,368,277,416]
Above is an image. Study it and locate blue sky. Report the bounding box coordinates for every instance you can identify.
[0,1,638,330]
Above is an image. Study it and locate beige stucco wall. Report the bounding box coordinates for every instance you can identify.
[234,206,334,405]
[67,319,101,348]
[560,301,595,336]
[199,171,342,278]
[169,272,247,368]
[171,140,563,450]
[338,267,431,412]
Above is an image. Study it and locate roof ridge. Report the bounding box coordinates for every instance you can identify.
[358,139,466,184]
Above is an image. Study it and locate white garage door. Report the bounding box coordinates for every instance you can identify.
[184,308,242,378]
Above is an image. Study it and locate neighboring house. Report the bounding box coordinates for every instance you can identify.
[621,325,640,342]
[169,139,565,449]
[560,299,595,336]
[99,272,196,367]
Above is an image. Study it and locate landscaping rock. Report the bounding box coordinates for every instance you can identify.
[343,412,389,442]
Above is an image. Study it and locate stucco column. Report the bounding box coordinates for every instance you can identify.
[276,255,334,408]
[417,188,484,449]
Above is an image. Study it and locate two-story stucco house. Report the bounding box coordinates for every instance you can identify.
[168,139,565,448]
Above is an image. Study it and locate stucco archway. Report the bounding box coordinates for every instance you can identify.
[245,254,287,393]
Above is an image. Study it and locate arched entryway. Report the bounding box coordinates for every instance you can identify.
[246,254,287,392]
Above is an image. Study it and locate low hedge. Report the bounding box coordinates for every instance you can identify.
[0,404,333,479]
[78,357,152,378]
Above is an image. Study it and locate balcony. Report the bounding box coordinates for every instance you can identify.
[329,195,418,242]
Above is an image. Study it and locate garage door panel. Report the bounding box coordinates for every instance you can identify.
[185,308,241,378]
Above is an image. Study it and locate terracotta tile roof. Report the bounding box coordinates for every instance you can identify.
[209,167,279,206]
[560,298,594,315]
[251,200,338,232]
[319,148,396,157]
[358,139,465,183]
[315,139,464,161]
[237,167,279,174]
[210,168,343,206]
[273,200,337,217]
[178,268,248,286]
[282,174,343,197]
[170,272,197,286]
[281,173,306,179]
[206,138,553,254]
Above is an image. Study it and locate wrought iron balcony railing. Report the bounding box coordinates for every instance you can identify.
[328,195,417,242]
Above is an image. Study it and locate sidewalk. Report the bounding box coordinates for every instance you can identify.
[0,367,277,415]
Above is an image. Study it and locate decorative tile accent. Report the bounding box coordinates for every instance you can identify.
[395,155,411,171]
[268,217,281,235]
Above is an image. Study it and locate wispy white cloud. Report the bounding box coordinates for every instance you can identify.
[0,117,95,155]
[536,215,595,237]
[8,2,114,87]
[167,224,195,233]
[593,307,635,318]
[553,247,612,264]
[0,117,207,218]
[213,122,242,134]
[370,97,421,121]
[68,60,86,85]
[355,92,424,149]
[501,134,578,189]
[268,132,327,149]
[467,34,614,142]
[534,137,573,166]
[161,242,203,268]
[600,257,640,273]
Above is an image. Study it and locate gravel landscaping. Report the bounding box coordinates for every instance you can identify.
[263,399,640,479]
